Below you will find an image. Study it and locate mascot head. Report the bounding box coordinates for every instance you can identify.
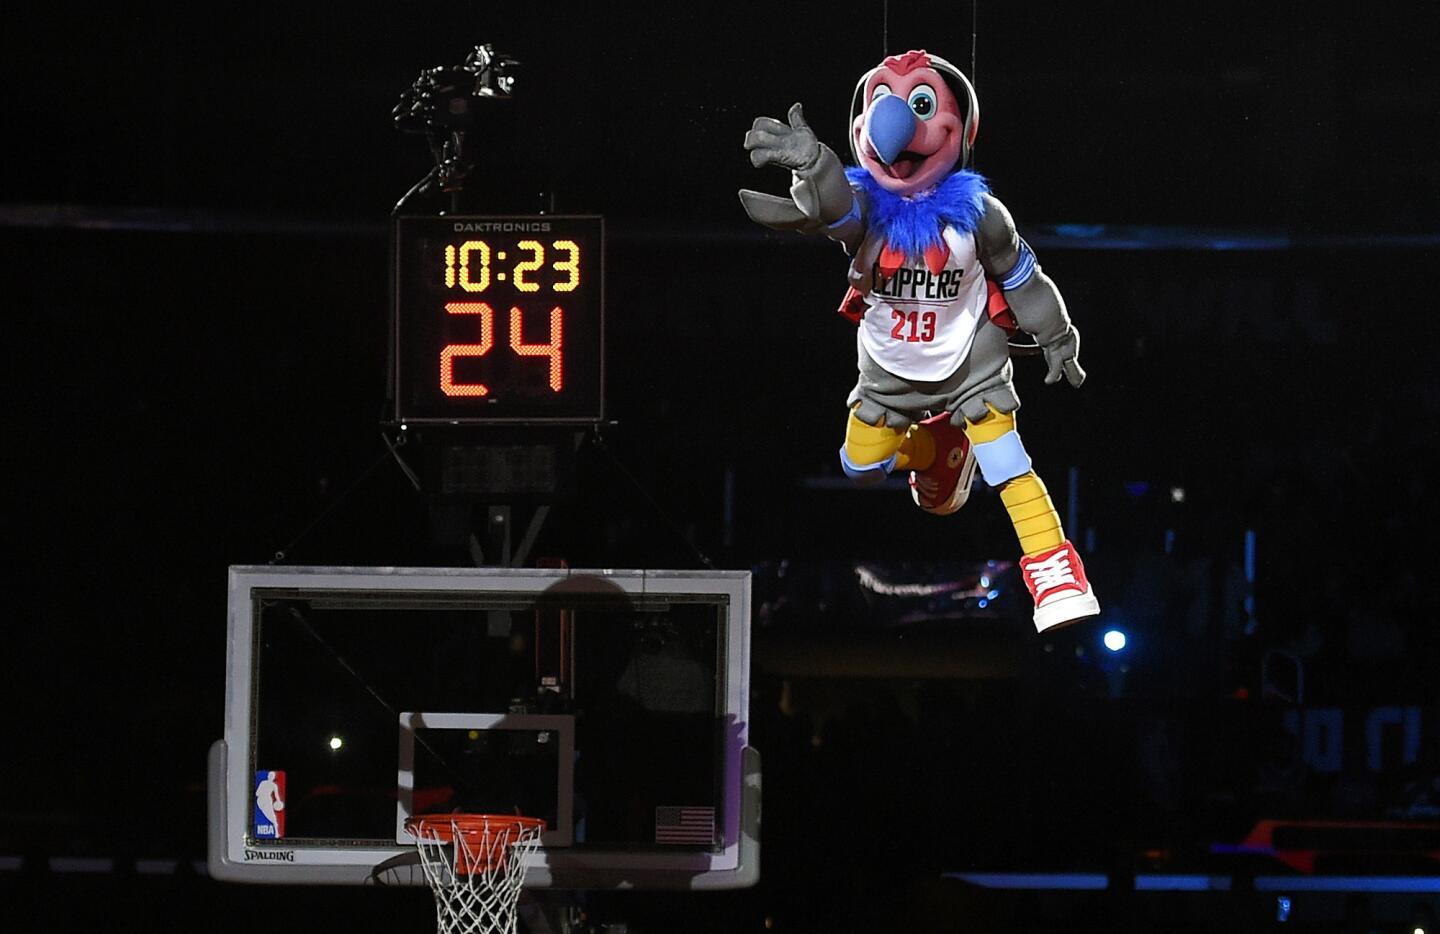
[850,50,979,196]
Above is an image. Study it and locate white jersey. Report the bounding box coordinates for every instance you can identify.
[858,226,987,382]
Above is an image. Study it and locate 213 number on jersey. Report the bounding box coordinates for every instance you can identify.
[890,310,937,343]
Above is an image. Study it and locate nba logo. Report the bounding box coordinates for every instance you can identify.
[254,770,286,839]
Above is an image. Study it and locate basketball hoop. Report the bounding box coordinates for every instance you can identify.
[405,813,546,934]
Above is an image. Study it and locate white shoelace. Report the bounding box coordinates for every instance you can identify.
[1028,551,1077,593]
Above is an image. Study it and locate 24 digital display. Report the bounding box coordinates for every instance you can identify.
[391,215,603,424]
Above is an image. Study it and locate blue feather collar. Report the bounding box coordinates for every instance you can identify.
[846,167,990,259]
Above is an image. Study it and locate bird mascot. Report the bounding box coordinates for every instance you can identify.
[740,49,1098,632]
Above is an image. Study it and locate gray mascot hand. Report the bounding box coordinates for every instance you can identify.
[744,103,820,173]
[1042,327,1087,387]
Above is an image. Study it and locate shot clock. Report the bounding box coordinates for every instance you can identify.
[391,215,603,425]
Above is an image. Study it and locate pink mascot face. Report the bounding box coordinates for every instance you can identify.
[853,50,967,195]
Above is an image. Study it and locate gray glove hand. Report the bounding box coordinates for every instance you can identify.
[1042,327,1087,387]
[744,103,820,173]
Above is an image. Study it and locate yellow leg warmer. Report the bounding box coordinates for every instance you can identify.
[844,408,935,471]
[963,408,1066,556]
[1001,474,1066,556]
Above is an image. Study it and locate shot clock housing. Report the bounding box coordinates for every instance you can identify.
[388,214,604,427]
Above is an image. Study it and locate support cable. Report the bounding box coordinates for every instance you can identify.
[589,431,716,571]
[270,431,413,564]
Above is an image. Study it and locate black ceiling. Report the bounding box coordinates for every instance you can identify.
[5,2,1438,232]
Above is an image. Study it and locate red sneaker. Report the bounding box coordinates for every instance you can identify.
[1019,540,1100,633]
[908,412,977,515]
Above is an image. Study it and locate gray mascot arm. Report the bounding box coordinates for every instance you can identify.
[976,194,1086,388]
[739,103,863,251]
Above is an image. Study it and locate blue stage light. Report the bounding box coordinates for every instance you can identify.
[1103,629,1127,652]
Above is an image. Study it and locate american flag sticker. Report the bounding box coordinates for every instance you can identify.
[655,806,715,845]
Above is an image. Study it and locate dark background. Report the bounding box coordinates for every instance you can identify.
[4,2,1440,931]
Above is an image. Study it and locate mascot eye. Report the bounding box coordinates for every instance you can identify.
[908,85,938,120]
[870,83,892,103]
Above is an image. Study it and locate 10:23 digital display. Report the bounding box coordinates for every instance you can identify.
[392,215,604,424]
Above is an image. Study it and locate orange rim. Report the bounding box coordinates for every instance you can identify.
[405,813,546,875]
[406,813,546,842]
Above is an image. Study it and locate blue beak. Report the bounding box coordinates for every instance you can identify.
[865,93,916,165]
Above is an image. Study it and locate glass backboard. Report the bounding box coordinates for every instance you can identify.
[209,566,757,889]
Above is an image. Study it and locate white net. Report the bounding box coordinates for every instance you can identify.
[408,815,545,934]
